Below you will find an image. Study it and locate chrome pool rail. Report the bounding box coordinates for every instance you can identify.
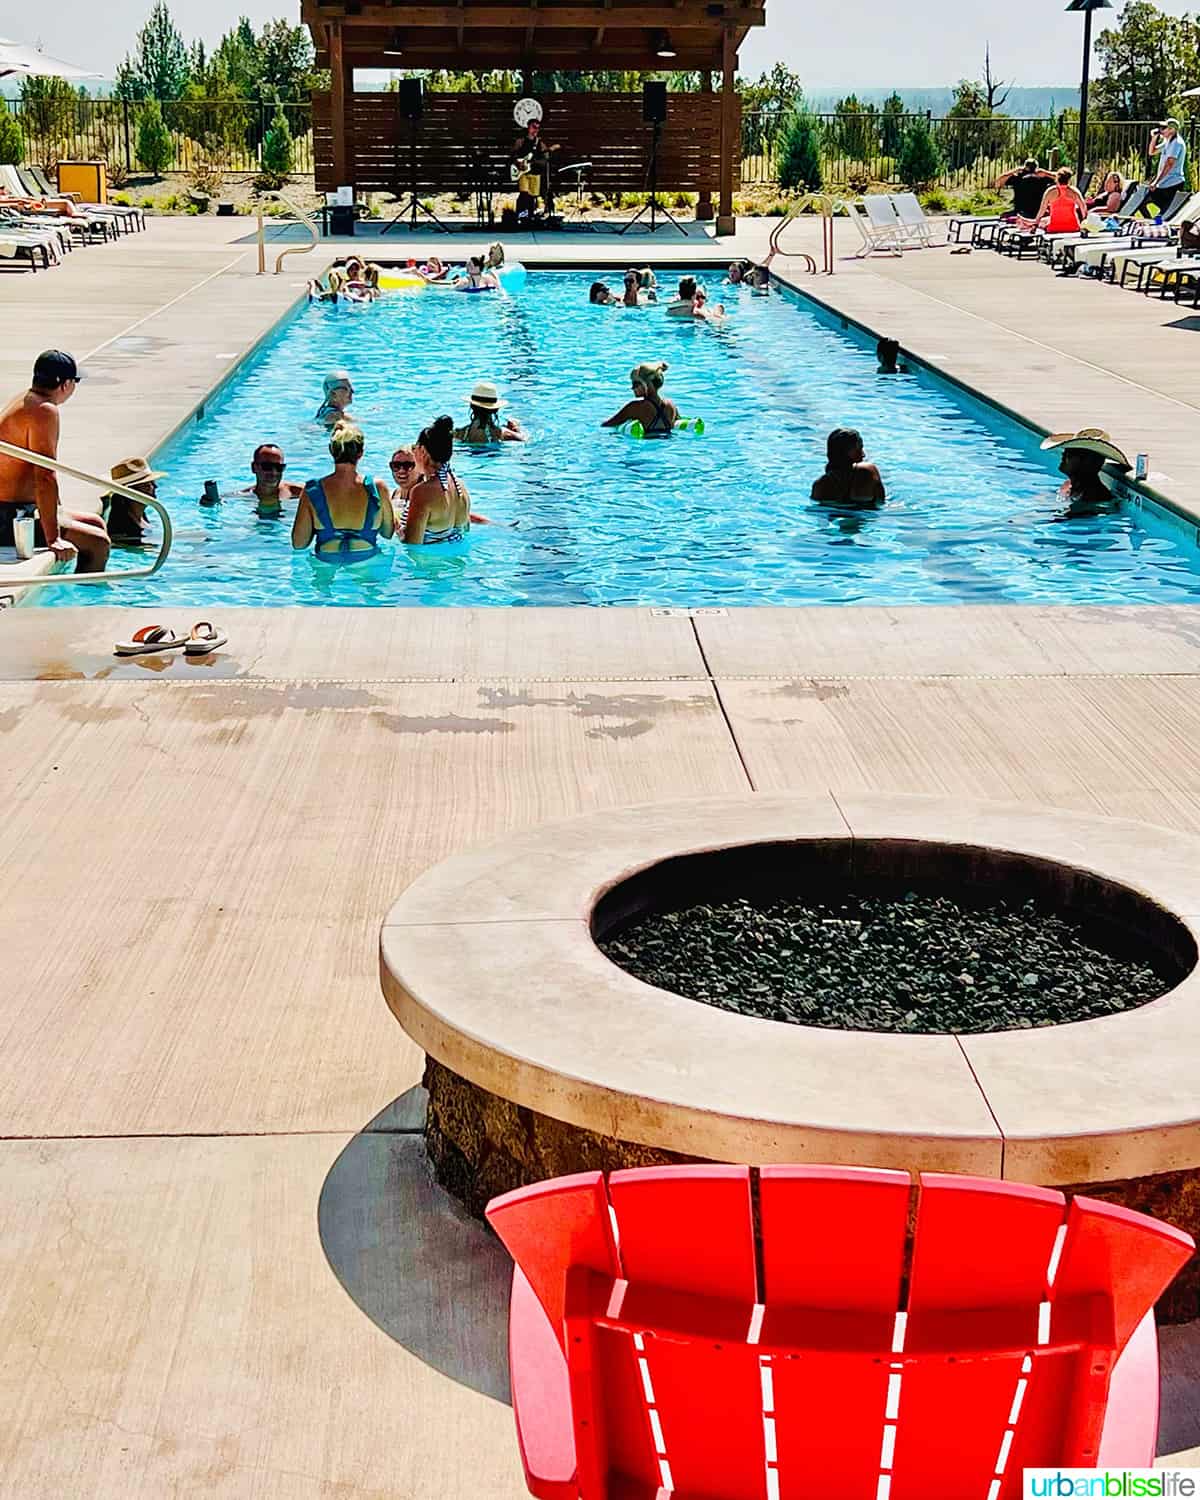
[0,437,173,590]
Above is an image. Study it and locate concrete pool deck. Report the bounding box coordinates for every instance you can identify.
[3,217,1200,1493]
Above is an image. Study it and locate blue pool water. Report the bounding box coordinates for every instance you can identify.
[44,268,1200,608]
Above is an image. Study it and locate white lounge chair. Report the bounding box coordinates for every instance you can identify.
[891,192,938,247]
[852,195,905,256]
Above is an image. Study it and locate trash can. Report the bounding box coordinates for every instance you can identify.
[329,204,356,236]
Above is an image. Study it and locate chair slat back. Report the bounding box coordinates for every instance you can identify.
[890,1177,1066,1498]
[603,1167,764,1499]
[761,1167,909,1497]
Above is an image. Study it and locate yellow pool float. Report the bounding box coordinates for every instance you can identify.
[378,271,429,290]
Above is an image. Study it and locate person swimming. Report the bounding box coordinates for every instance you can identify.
[590,281,618,305]
[315,370,354,427]
[876,338,909,374]
[811,428,886,506]
[453,256,499,292]
[455,380,527,444]
[726,258,754,285]
[417,255,448,282]
[292,420,394,563]
[307,268,346,303]
[601,360,678,436]
[667,276,699,318]
[1040,428,1128,519]
[622,269,643,307]
[691,285,726,321]
[403,416,473,544]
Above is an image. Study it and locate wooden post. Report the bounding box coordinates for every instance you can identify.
[696,71,715,221]
[717,27,737,235]
[330,23,348,188]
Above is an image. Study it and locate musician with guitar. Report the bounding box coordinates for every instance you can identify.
[509,102,559,222]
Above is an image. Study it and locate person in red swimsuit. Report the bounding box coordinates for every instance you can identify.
[1035,168,1088,235]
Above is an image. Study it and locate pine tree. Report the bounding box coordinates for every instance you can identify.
[0,107,23,166]
[897,118,943,189]
[118,2,191,103]
[260,100,295,177]
[778,112,823,192]
[137,99,173,176]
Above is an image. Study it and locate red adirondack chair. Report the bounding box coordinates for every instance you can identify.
[485,1165,1194,1499]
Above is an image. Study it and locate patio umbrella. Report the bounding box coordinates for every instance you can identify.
[0,38,100,80]
[1182,87,1200,98]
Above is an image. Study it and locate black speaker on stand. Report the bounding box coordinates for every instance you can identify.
[382,77,449,234]
[618,82,686,236]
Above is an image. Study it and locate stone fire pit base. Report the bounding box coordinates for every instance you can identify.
[424,1057,1200,1325]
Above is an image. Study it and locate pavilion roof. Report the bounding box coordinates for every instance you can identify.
[303,0,766,72]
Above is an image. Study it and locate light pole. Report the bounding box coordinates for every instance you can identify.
[1066,0,1113,183]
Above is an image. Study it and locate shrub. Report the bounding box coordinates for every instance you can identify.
[252,168,287,193]
[0,108,23,166]
[920,189,950,213]
[897,118,943,189]
[107,159,129,190]
[111,193,132,206]
[260,103,295,179]
[778,113,822,193]
[136,101,172,177]
[187,160,225,199]
[139,195,155,209]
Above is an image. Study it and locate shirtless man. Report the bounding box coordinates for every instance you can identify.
[0,350,110,572]
[243,444,304,516]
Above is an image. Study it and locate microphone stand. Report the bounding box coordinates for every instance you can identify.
[618,118,686,236]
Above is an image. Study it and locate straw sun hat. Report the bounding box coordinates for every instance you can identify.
[469,380,502,410]
[109,456,166,489]
[1040,428,1131,468]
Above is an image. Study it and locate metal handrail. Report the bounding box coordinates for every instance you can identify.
[765,194,842,275]
[272,197,319,275]
[0,437,173,590]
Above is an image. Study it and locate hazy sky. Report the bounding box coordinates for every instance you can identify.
[4,0,1198,89]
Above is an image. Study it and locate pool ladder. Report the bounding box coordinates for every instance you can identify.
[765,195,844,276]
[0,438,173,593]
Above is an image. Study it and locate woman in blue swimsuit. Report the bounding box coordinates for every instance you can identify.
[291,420,394,563]
[403,416,471,545]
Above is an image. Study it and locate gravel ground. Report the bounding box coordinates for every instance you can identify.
[599,892,1171,1034]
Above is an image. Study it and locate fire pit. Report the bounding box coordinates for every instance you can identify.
[380,794,1200,1319]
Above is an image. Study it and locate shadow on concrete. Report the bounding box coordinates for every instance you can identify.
[1159,1319,1200,1457]
[1165,315,1200,333]
[318,1088,512,1404]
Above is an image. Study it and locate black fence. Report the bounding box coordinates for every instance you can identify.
[741,112,1199,194]
[2,97,314,176]
[4,95,1194,197]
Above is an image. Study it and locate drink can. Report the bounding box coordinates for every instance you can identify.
[1135,453,1149,480]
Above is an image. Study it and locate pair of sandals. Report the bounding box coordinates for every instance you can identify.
[114,622,228,658]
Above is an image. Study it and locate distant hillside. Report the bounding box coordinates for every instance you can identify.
[2,80,1082,115]
[806,86,1080,116]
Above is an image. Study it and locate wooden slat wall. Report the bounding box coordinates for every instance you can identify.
[313,91,737,196]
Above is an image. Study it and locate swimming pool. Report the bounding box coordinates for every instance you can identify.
[42,268,1200,608]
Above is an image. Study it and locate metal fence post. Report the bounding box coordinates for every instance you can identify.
[122,99,132,171]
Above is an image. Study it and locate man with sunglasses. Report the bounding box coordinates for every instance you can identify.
[243,444,303,515]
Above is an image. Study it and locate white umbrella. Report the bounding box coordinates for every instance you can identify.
[0,38,100,80]
[1181,86,1200,98]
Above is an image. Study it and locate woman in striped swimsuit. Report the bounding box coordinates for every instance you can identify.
[403,416,472,545]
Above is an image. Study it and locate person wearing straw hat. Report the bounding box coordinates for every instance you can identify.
[455,380,527,445]
[104,456,166,545]
[1040,429,1130,517]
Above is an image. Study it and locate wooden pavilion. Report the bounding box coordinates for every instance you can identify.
[303,1,767,232]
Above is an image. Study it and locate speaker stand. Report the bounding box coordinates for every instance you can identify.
[617,120,687,236]
[381,116,450,235]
